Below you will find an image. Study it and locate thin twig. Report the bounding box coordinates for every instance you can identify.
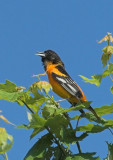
[20,99,34,113]
[4,153,8,160]
[108,75,113,82]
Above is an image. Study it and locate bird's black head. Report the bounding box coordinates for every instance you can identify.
[37,50,64,70]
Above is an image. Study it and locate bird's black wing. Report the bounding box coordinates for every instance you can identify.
[52,65,83,99]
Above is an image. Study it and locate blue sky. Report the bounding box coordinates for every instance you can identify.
[0,0,113,159]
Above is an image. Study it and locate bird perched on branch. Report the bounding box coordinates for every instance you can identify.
[37,50,100,120]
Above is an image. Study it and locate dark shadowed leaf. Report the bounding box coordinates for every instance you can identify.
[65,152,100,160]
[24,133,53,160]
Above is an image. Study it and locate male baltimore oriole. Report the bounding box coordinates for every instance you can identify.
[37,50,100,120]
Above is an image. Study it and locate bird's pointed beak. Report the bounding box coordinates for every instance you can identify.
[35,51,45,57]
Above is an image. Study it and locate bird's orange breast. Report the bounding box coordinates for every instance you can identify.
[46,64,87,103]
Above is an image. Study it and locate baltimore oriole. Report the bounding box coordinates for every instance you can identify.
[37,50,100,120]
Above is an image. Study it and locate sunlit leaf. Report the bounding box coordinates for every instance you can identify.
[30,81,52,94]
[79,75,102,86]
[95,104,113,116]
[24,133,53,160]
[110,86,113,94]
[0,115,15,126]
[18,91,48,112]
[98,35,109,43]
[0,127,13,154]
[110,35,113,43]
[0,80,25,102]
[42,101,57,119]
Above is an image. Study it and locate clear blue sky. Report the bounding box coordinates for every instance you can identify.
[0,0,113,159]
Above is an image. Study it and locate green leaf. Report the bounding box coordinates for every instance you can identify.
[16,124,29,129]
[0,80,25,102]
[110,86,113,94]
[95,103,113,116]
[24,133,53,160]
[76,123,107,133]
[46,114,68,138]
[0,127,13,154]
[30,81,52,94]
[30,127,45,139]
[65,153,100,160]
[101,46,113,68]
[55,102,91,116]
[42,100,57,119]
[18,112,46,138]
[27,112,46,129]
[19,91,48,113]
[60,127,88,147]
[79,75,102,86]
[102,63,113,78]
[53,146,66,160]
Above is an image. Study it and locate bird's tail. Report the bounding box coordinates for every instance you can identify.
[88,106,100,120]
[79,106,100,120]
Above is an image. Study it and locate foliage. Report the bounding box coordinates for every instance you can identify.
[1,33,113,159]
[0,110,13,160]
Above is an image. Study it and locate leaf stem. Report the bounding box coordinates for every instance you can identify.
[20,99,34,114]
[4,153,8,160]
[108,75,113,82]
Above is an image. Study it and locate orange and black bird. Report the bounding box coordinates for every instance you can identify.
[37,50,100,119]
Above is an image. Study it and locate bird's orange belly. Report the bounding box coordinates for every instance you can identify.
[48,75,79,103]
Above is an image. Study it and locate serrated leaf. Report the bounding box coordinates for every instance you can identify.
[101,47,112,67]
[60,127,88,147]
[42,101,57,119]
[46,114,68,138]
[0,127,13,154]
[27,113,46,129]
[24,133,53,160]
[30,81,52,94]
[110,86,113,94]
[79,75,102,86]
[19,91,48,113]
[0,80,25,102]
